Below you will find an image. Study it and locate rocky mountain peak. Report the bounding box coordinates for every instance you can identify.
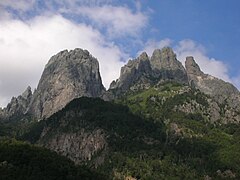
[0,86,33,120]
[150,47,188,84]
[185,56,239,107]
[28,48,105,119]
[150,47,183,71]
[109,47,188,96]
[161,46,175,58]
[21,86,32,100]
[109,52,152,93]
[185,56,204,76]
[139,52,149,61]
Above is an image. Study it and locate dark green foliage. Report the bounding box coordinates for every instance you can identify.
[116,83,240,178]
[0,138,105,180]
[40,97,166,153]
[0,116,39,139]
[1,83,240,179]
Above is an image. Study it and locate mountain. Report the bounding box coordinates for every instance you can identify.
[185,56,240,103]
[0,48,105,121]
[109,47,188,96]
[1,47,240,179]
[21,94,240,179]
[28,48,105,119]
[185,56,240,123]
[0,86,32,121]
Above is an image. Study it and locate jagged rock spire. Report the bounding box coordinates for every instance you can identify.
[185,56,204,76]
[109,47,188,95]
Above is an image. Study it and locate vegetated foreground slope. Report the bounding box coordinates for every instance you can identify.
[0,138,105,180]
[117,82,240,179]
[18,86,240,179]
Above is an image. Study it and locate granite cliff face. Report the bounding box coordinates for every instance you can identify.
[109,47,188,96]
[28,48,105,119]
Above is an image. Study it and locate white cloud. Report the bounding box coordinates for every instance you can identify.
[174,39,231,82]
[138,38,172,56]
[0,0,35,11]
[40,1,148,38]
[0,15,125,107]
[75,5,148,37]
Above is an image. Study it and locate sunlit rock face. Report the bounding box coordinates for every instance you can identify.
[28,48,105,119]
[109,47,188,96]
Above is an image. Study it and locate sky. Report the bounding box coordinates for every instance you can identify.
[0,0,239,107]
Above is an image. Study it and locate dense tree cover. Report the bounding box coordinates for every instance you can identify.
[27,97,166,157]
[116,83,240,179]
[0,138,105,180]
[0,82,240,179]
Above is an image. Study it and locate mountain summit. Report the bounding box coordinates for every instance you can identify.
[1,47,239,122]
[109,47,188,95]
[185,56,240,106]
[28,48,105,119]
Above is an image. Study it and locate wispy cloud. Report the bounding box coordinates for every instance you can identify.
[76,5,148,37]
[0,15,126,107]
[0,1,150,107]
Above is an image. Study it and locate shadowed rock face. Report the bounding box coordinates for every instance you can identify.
[109,47,188,95]
[28,48,105,119]
[109,52,152,93]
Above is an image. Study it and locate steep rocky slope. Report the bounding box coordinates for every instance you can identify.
[185,56,240,121]
[28,48,105,119]
[1,48,106,120]
[185,56,239,102]
[0,86,32,121]
[24,98,165,167]
[109,47,188,96]
[2,47,239,123]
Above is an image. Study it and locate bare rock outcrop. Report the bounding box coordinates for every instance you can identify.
[0,86,32,121]
[28,48,105,119]
[109,47,188,96]
[150,47,188,84]
[39,128,107,166]
[185,56,239,104]
[185,56,240,123]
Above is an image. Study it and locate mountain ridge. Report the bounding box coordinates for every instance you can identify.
[1,47,239,123]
